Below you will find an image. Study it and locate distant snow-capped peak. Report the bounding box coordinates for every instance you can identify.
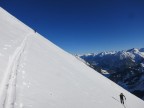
[79,48,144,62]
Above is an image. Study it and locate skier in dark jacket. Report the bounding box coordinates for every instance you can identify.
[120,93,126,104]
[34,29,37,33]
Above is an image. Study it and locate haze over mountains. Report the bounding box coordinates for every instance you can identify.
[0,7,143,108]
[78,48,144,100]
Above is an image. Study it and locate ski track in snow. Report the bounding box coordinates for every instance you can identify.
[0,33,33,108]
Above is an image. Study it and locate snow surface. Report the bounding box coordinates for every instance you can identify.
[0,7,144,108]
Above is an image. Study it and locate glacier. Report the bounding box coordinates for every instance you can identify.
[0,7,143,108]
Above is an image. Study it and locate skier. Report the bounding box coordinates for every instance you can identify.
[119,93,126,105]
[34,29,37,33]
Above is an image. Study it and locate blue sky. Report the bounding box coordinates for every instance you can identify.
[0,0,144,54]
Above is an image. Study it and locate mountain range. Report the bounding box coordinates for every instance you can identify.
[78,48,144,100]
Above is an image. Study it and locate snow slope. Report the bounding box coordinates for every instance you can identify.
[0,7,143,108]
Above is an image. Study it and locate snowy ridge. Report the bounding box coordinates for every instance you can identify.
[79,48,144,67]
[0,7,32,32]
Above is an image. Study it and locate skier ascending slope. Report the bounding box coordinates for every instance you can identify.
[120,93,126,105]
[34,29,37,33]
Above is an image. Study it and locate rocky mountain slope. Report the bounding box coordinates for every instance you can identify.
[79,48,144,100]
